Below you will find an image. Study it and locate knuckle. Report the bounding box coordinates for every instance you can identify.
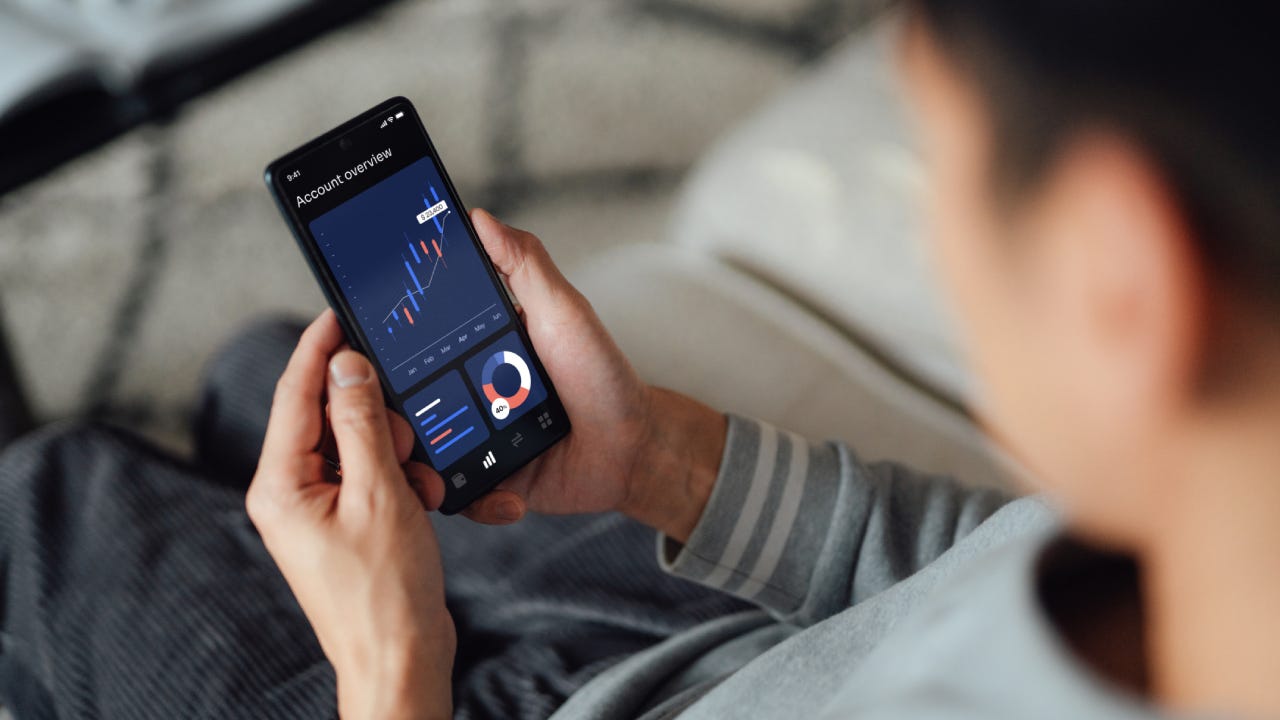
[245,484,274,525]
[507,222,540,247]
[299,316,326,343]
[331,398,382,433]
[508,237,541,280]
[515,229,547,261]
[272,375,299,404]
[342,483,383,521]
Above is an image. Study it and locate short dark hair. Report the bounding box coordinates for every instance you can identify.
[911,1,1280,314]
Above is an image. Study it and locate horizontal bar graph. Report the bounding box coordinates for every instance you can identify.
[434,426,475,454]
[402,370,489,469]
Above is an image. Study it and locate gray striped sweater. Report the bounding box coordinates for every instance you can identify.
[552,415,1180,720]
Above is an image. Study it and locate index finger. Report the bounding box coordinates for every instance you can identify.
[470,209,572,313]
[260,310,345,470]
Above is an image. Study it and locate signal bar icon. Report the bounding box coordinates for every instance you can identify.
[481,450,496,469]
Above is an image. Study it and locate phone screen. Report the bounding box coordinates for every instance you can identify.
[266,98,569,514]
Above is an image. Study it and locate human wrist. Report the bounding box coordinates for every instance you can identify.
[336,617,456,720]
[618,387,727,543]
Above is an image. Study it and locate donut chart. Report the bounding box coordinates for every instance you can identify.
[466,331,548,429]
[481,350,531,419]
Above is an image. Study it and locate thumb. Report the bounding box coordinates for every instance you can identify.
[470,208,577,314]
[327,350,402,494]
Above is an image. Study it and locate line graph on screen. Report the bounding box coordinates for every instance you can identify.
[309,157,509,393]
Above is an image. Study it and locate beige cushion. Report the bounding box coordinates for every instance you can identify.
[667,20,972,407]
[573,245,1018,490]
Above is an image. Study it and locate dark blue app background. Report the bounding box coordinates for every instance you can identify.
[309,156,508,393]
[464,331,548,430]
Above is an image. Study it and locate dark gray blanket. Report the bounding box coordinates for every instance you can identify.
[0,319,747,719]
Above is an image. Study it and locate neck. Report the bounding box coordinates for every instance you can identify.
[1142,406,1280,719]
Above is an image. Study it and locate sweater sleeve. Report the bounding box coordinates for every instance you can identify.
[658,415,1016,627]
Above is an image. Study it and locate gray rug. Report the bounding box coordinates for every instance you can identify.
[0,0,886,453]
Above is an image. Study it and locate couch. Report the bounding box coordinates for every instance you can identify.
[571,22,1022,490]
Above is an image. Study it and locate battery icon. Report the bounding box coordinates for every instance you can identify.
[395,111,405,119]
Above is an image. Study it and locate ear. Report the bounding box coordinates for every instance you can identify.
[1031,134,1207,432]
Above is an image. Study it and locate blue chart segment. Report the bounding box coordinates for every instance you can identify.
[401,370,489,470]
[310,156,508,393]
[465,331,548,430]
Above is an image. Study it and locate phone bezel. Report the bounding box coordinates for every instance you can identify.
[264,96,570,514]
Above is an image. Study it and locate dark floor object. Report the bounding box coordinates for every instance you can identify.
[0,0,400,198]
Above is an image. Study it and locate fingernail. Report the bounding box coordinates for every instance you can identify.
[329,353,372,388]
[496,499,523,522]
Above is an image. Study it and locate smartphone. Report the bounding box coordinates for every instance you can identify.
[264,97,570,514]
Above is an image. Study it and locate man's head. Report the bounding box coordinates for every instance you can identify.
[899,2,1280,547]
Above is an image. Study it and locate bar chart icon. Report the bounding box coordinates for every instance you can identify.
[401,370,489,470]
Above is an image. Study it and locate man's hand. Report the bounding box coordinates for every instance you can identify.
[246,211,724,714]
[248,311,455,720]
[461,209,727,542]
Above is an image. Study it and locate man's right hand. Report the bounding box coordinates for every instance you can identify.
[462,209,726,543]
